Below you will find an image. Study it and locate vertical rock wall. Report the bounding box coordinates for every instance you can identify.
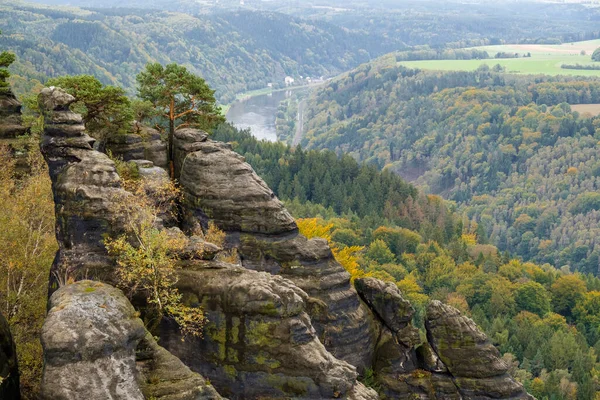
[0,312,20,400]
[38,87,129,292]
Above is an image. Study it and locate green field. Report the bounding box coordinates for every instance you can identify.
[398,39,600,77]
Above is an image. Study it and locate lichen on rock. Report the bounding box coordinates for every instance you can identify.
[41,280,222,400]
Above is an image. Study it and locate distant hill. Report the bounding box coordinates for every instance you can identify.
[0,2,403,102]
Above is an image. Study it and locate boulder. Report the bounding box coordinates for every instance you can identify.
[41,280,223,400]
[179,137,296,235]
[0,312,20,400]
[355,278,414,333]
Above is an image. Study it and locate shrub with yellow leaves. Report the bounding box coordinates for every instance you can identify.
[0,144,57,399]
[104,168,205,338]
[297,218,366,281]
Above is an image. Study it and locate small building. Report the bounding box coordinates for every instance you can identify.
[284,76,295,86]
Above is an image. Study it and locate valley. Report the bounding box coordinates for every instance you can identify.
[2,0,600,399]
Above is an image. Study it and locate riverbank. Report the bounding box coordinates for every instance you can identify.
[220,82,325,116]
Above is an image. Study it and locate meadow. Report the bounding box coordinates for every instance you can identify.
[397,39,600,77]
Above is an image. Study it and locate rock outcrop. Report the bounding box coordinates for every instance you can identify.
[0,312,20,400]
[41,280,222,400]
[0,90,28,139]
[0,88,31,176]
[160,262,376,399]
[176,130,378,371]
[37,96,533,400]
[105,124,168,170]
[424,301,533,399]
[38,87,130,292]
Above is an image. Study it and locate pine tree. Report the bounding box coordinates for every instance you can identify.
[137,63,224,174]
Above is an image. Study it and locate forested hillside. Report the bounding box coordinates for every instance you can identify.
[292,56,600,274]
[22,0,600,48]
[0,2,402,102]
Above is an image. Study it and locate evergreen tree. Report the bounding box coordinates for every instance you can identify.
[0,30,16,94]
[136,63,224,174]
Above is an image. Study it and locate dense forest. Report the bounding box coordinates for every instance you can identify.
[290,56,600,275]
[22,0,600,48]
[0,2,402,103]
[212,125,600,400]
[5,0,600,104]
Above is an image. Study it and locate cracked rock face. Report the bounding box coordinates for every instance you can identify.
[425,301,533,400]
[0,90,29,139]
[176,130,380,372]
[41,280,222,400]
[160,262,377,400]
[0,312,20,400]
[39,87,130,293]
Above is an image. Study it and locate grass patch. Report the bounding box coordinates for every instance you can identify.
[397,39,600,77]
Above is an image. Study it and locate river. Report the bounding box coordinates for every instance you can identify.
[226,88,304,142]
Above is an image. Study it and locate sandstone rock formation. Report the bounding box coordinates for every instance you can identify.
[176,130,379,371]
[160,262,377,400]
[0,90,28,139]
[0,312,20,400]
[105,124,168,170]
[37,95,533,400]
[425,301,533,399]
[41,280,222,400]
[39,87,130,292]
[0,88,31,176]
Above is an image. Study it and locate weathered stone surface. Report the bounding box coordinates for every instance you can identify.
[0,312,20,400]
[105,125,168,170]
[136,331,223,400]
[41,281,146,400]
[425,301,533,399]
[0,91,29,139]
[355,278,414,333]
[173,128,208,179]
[41,280,223,400]
[426,300,508,379]
[178,137,296,235]
[176,133,380,372]
[39,87,129,292]
[416,343,447,373]
[160,262,377,400]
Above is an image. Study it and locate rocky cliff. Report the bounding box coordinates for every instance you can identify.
[0,90,28,139]
[36,87,533,399]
